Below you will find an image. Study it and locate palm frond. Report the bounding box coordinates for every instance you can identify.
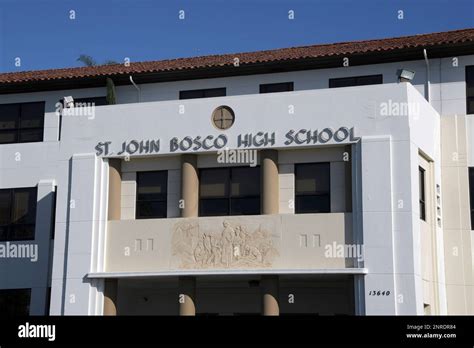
[77,54,97,67]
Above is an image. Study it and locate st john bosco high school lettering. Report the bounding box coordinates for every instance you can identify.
[94,127,358,157]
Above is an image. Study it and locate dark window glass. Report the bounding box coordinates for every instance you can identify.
[0,130,17,144]
[419,167,426,221]
[0,188,37,241]
[0,104,19,130]
[20,103,44,128]
[230,167,260,215]
[200,168,229,198]
[329,75,383,88]
[295,163,330,214]
[0,190,11,241]
[0,102,44,144]
[466,66,474,114]
[136,171,168,219]
[469,167,474,230]
[179,88,226,100]
[19,129,43,143]
[73,97,107,107]
[0,289,31,316]
[199,167,260,216]
[200,168,230,217]
[200,198,230,216]
[259,82,294,94]
[45,287,51,316]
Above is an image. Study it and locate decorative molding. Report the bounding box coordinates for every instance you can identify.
[86,268,369,279]
[171,220,279,269]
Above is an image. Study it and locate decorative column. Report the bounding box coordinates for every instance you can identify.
[179,277,196,316]
[108,159,122,220]
[261,150,279,215]
[103,279,118,315]
[179,156,198,315]
[361,136,398,314]
[181,155,199,218]
[104,159,121,315]
[261,275,279,315]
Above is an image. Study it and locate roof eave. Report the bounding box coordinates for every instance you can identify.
[0,41,473,95]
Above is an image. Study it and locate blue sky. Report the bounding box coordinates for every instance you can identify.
[0,0,473,73]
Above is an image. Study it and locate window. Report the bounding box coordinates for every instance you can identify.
[73,96,107,107]
[0,289,31,316]
[212,106,235,130]
[466,66,474,114]
[295,163,330,214]
[469,167,474,230]
[179,88,226,100]
[419,167,426,221]
[199,167,260,216]
[136,171,168,219]
[259,82,294,94]
[0,188,37,241]
[0,102,44,144]
[329,75,383,88]
[59,96,107,108]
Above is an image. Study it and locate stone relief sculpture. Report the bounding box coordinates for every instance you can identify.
[172,220,278,269]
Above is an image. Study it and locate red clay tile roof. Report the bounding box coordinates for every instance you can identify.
[1,28,473,85]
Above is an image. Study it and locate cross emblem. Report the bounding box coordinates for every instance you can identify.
[212,106,234,129]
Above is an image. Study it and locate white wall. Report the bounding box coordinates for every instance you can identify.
[0,50,471,315]
[1,55,472,118]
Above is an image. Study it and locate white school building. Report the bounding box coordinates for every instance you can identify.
[0,28,473,316]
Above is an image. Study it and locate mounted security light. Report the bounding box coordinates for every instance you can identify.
[63,96,75,108]
[398,69,415,82]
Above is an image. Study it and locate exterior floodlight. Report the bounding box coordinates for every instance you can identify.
[63,96,74,108]
[398,69,415,82]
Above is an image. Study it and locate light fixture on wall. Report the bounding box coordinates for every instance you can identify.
[397,69,415,82]
[63,96,75,108]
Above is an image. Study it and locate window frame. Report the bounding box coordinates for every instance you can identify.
[419,166,426,221]
[0,288,31,316]
[135,171,168,219]
[0,101,45,144]
[469,167,474,230]
[0,187,37,241]
[199,166,261,217]
[179,88,226,100]
[72,96,107,107]
[466,66,474,115]
[259,82,294,94]
[329,75,383,88]
[294,162,331,214]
